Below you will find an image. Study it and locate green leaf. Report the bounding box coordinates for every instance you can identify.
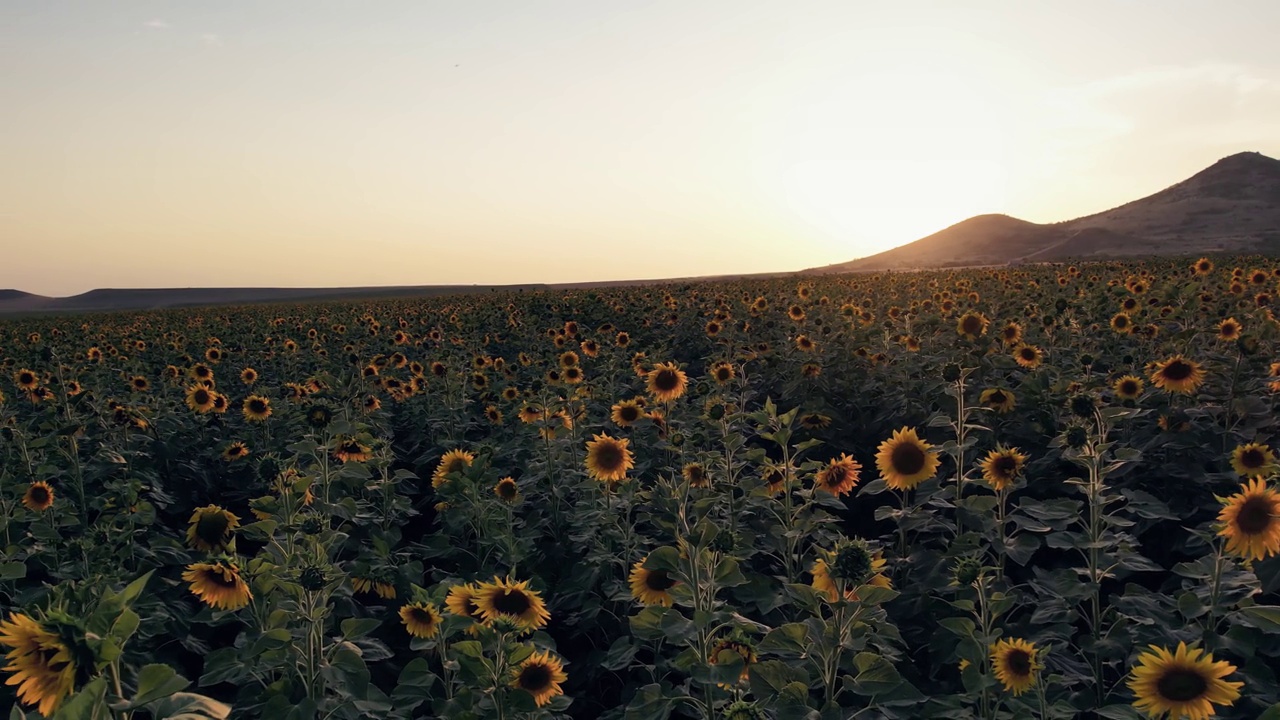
[116,571,154,608]
[0,562,26,581]
[340,617,382,640]
[1256,703,1280,720]
[111,608,141,644]
[451,640,485,658]
[125,664,190,708]
[1236,606,1280,632]
[713,557,748,588]
[850,652,902,695]
[758,623,809,656]
[624,683,678,720]
[602,636,639,671]
[51,676,107,720]
[643,546,681,573]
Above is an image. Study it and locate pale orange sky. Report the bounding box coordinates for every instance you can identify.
[3,2,1279,296]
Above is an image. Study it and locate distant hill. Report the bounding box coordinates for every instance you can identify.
[807,151,1280,273]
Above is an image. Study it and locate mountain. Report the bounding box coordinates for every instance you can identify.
[807,151,1280,273]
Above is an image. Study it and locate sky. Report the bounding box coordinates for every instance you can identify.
[2,2,1279,296]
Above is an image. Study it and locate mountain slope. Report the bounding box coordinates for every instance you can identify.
[808,151,1280,273]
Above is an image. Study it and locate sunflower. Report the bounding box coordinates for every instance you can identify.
[1229,443,1275,478]
[445,583,485,627]
[0,613,76,716]
[1217,317,1242,341]
[240,368,258,385]
[1128,642,1242,719]
[221,441,250,462]
[186,505,240,553]
[511,650,567,708]
[1193,257,1214,275]
[473,577,551,632]
[815,454,862,496]
[611,399,645,427]
[682,462,711,488]
[956,312,990,339]
[979,447,1027,491]
[810,544,890,602]
[1000,321,1023,346]
[800,413,831,429]
[241,395,271,422]
[14,369,39,391]
[1149,355,1205,394]
[709,361,735,385]
[130,375,150,392]
[352,576,397,599]
[990,638,1040,696]
[979,388,1016,414]
[183,561,253,611]
[333,437,373,463]
[494,476,520,503]
[399,602,443,639]
[1114,375,1144,401]
[1111,312,1134,334]
[585,433,634,483]
[1217,478,1280,561]
[875,427,940,490]
[432,448,476,488]
[22,481,54,512]
[629,557,679,607]
[1013,344,1044,369]
[646,362,688,403]
[709,636,756,686]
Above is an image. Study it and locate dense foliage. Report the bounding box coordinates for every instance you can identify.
[2,256,1280,719]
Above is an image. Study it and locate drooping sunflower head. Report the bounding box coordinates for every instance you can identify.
[1149,355,1205,395]
[646,362,688,404]
[511,650,567,708]
[875,427,940,491]
[473,577,551,632]
[399,602,443,639]
[0,612,78,716]
[333,437,373,463]
[990,638,1040,696]
[1217,478,1280,561]
[979,387,1016,414]
[682,462,711,488]
[815,454,862,496]
[585,433,634,483]
[709,634,757,685]
[494,476,520,503]
[22,481,54,512]
[629,556,679,607]
[1229,443,1275,478]
[1127,642,1242,720]
[186,505,241,553]
[221,441,249,462]
[182,561,253,611]
[979,447,1027,491]
[444,583,485,626]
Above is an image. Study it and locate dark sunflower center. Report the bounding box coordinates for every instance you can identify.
[1005,649,1032,677]
[29,486,50,504]
[1241,449,1266,469]
[1156,667,1208,702]
[194,390,211,404]
[19,372,35,384]
[653,370,679,392]
[1162,360,1193,381]
[619,406,641,422]
[1236,496,1275,535]
[492,589,532,615]
[891,442,927,475]
[992,456,1018,477]
[594,443,624,471]
[249,400,267,413]
[644,569,676,591]
[410,608,435,626]
[988,391,1007,404]
[1020,348,1036,360]
[518,664,552,691]
[1120,381,1138,395]
[1115,316,1129,327]
[196,512,231,543]
[210,567,240,588]
[961,316,982,334]
[498,482,518,499]
[444,459,465,473]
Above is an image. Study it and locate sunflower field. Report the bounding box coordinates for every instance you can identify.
[3,256,1280,719]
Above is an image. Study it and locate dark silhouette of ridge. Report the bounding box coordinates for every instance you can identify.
[807,151,1280,273]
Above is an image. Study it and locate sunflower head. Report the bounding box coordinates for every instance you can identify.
[494,477,520,503]
[22,481,54,512]
[979,447,1027,491]
[646,362,688,404]
[1217,478,1280,561]
[186,505,241,553]
[182,560,253,611]
[815,454,862,496]
[1230,443,1275,478]
[629,555,679,607]
[990,638,1040,696]
[875,427,940,491]
[399,602,443,639]
[1128,642,1242,720]
[0,612,79,715]
[585,433,634,483]
[511,650,567,707]
[1149,355,1205,395]
[473,577,551,632]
